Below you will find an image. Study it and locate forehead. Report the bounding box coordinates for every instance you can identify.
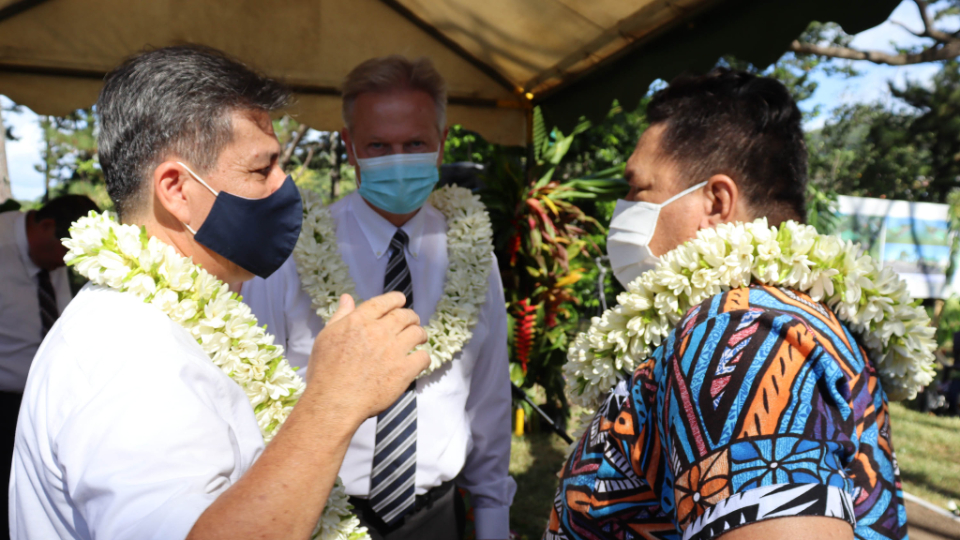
[222,109,279,156]
[350,89,438,139]
[633,123,667,163]
[627,123,681,190]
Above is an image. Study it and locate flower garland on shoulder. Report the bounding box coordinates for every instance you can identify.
[294,186,494,376]
[63,212,368,540]
[565,218,937,411]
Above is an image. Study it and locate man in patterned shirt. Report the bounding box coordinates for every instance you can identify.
[548,69,906,540]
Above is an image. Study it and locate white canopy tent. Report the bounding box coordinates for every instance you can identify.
[0,0,900,148]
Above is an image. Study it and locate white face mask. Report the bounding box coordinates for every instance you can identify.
[606,181,708,288]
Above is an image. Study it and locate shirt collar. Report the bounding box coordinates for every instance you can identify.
[14,212,41,277]
[350,193,427,260]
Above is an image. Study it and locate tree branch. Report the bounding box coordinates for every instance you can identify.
[891,19,925,39]
[915,0,934,34]
[279,124,309,170]
[294,144,316,182]
[911,0,958,43]
[790,39,960,65]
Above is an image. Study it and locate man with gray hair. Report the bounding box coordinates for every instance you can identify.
[11,46,428,539]
[243,55,514,539]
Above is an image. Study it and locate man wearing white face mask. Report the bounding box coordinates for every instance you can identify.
[548,70,909,540]
[242,55,514,540]
[607,180,707,288]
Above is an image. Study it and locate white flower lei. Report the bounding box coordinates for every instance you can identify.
[63,212,369,540]
[293,186,493,376]
[565,218,937,411]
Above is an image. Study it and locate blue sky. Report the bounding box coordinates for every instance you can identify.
[0,0,952,201]
[800,0,950,128]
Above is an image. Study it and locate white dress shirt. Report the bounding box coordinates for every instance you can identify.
[0,211,72,392]
[11,284,265,540]
[243,191,516,540]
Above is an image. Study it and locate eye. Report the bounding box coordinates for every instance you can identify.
[368,142,384,150]
[407,140,425,150]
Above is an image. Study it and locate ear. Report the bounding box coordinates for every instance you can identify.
[700,174,739,228]
[36,217,57,237]
[342,128,357,167]
[153,161,194,229]
[437,126,449,167]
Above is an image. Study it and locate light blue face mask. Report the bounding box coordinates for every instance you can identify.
[354,146,440,215]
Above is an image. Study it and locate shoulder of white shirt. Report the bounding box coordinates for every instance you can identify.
[40,285,208,378]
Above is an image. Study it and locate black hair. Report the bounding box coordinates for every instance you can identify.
[97,45,290,219]
[646,68,808,224]
[35,195,100,239]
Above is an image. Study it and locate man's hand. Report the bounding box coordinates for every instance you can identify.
[305,292,429,427]
[189,292,426,540]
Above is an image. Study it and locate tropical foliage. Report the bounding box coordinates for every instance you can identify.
[478,109,628,423]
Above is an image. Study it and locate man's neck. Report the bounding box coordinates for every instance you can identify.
[138,210,242,285]
[362,197,418,228]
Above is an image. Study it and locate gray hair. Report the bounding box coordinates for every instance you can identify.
[341,55,447,134]
[97,45,290,219]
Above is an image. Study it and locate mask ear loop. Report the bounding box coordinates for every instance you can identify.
[177,162,219,196]
[661,181,709,207]
[176,161,219,235]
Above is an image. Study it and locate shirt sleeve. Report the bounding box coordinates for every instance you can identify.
[280,263,326,375]
[457,256,516,540]
[54,340,261,540]
[660,304,857,539]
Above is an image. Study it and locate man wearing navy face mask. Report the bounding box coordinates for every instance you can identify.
[243,56,514,540]
[11,46,430,540]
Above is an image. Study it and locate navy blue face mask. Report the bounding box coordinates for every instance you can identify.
[179,163,302,279]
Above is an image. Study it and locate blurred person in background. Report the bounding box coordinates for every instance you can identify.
[0,194,98,538]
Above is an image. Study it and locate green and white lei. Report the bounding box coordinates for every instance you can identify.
[565,218,937,410]
[63,212,369,540]
[293,186,494,376]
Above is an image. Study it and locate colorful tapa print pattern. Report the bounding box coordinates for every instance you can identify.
[548,285,907,540]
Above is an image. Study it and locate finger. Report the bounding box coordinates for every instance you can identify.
[328,294,356,325]
[403,350,431,378]
[395,324,428,353]
[383,308,421,333]
[355,292,406,319]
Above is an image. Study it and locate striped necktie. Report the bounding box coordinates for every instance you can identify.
[369,229,417,525]
[37,269,59,338]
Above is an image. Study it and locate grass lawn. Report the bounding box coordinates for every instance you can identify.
[509,432,569,540]
[507,402,960,538]
[888,402,960,511]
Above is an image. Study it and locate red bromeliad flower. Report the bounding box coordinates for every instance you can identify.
[508,231,522,266]
[513,299,538,373]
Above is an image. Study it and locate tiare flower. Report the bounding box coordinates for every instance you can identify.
[293,186,493,378]
[564,218,937,413]
[63,211,367,540]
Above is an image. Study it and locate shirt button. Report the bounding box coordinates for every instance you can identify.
[376,251,382,257]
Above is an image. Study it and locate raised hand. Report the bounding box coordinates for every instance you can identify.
[306,292,429,426]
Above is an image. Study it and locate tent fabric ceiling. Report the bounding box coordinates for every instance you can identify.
[0,0,899,146]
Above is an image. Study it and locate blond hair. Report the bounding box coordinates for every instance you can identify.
[341,55,447,134]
